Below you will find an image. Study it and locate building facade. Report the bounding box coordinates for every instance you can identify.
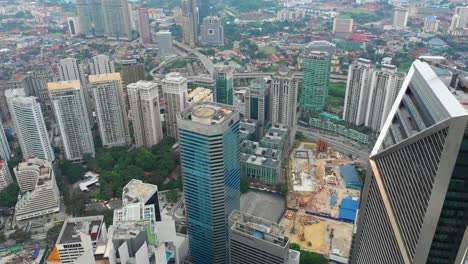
[120,60,146,87]
[155,31,173,58]
[200,16,224,47]
[8,96,55,161]
[181,0,198,48]
[25,70,54,111]
[48,81,95,161]
[301,51,331,112]
[449,7,468,36]
[101,0,132,40]
[0,122,11,161]
[15,159,60,221]
[177,102,240,264]
[365,65,406,132]
[89,73,130,147]
[138,4,152,44]
[333,17,353,38]
[75,0,105,37]
[351,60,468,264]
[127,81,164,148]
[162,72,187,140]
[244,78,270,126]
[214,66,234,105]
[229,210,300,264]
[271,69,298,127]
[423,16,439,33]
[0,160,12,191]
[343,58,374,126]
[392,6,409,29]
[90,54,115,75]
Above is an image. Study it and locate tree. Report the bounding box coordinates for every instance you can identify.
[166,189,178,203]
[295,131,306,141]
[290,243,301,251]
[9,230,31,243]
[60,160,83,184]
[240,177,249,193]
[0,183,19,207]
[290,243,328,264]
[276,183,288,195]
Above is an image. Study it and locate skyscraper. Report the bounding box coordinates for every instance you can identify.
[333,17,353,38]
[120,60,146,87]
[75,0,105,37]
[392,6,409,29]
[365,64,406,132]
[214,65,234,105]
[24,70,54,111]
[127,81,163,148]
[138,4,152,44]
[343,58,374,126]
[48,81,95,161]
[89,73,130,147]
[244,78,270,126]
[102,0,132,40]
[198,0,209,23]
[449,7,468,36]
[155,31,173,58]
[301,51,331,112]
[8,96,55,161]
[229,210,300,264]
[0,160,12,191]
[351,60,468,264]
[177,102,240,264]
[200,16,224,47]
[90,54,115,75]
[162,72,187,140]
[181,0,198,48]
[271,68,298,127]
[0,122,10,161]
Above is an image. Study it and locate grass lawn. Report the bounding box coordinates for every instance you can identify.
[259,46,277,55]
[327,82,346,108]
[48,33,64,38]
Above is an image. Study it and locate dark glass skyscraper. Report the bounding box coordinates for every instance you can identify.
[178,102,241,264]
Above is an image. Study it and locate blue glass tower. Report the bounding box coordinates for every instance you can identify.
[177,102,240,264]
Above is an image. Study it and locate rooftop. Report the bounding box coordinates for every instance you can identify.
[16,158,52,177]
[261,125,289,144]
[163,72,186,83]
[89,72,122,83]
[229,210,288,247]
[186,87,212,103]
[241,140,281,159]
[241,153,279,167]
[250,78,268,90]
[122,179,158,205]
[47,80,81,91]
[239,119,258,137]
[57,216,104,244]
[179,102,236,126]
[127,80,157,90]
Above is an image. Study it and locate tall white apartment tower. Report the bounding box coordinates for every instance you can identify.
[351,60,468,264]
[0,160,12,191]
[48,81,95,161]
[271,68,298,127]
[127,81,164,147]
[8,96,55,161]
[90,55,115,75]
[0,122,11,161]
[343,58,374,126]
[365,65,406,132]
[392,6,409,29]
[162,72,187,140]
[89,73,130,147]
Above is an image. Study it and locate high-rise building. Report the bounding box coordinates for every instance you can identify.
[301,51,331,112]
[244,78,270,126]
[351,60,468,264]
[121,179,162,222]
[0,122,10,161]
[138,4,152,44]
[214,65,234,105]
[48,81,95,161]
[365,65,406,132]
[271,68,298,127]
[303,40,336,56]
[449,7,468,36]
[200,16,224,47]
[8,96,55,161]
[155,31,173,58]
[333,17,353,38]
[181,0,198,48]
[0,160,12,191]
[423,15,439,33]
[162,72,187,139]
[127,81,163,148]
[15,158,46,193]
[343,58,374,126]
[24,70,54,111]
[89,73,130,147]
[75,0,105,37]
[177,102,241,264]
[101,0,132,40]
[120,59,146,87]
[392,6,409,29]
[229,210,300,264]
[66,17,82,37]
[0,75,27,121]
[198,0,210,23]
[90,54,115,75]
[14,159,60,221]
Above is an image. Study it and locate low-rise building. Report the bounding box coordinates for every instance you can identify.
[122,179,161,221]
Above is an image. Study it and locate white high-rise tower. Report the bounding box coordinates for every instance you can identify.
[162,72,187,140]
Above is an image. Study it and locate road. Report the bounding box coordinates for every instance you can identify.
[297,127,371,160]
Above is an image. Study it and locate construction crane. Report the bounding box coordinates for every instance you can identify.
[299,185,325,207]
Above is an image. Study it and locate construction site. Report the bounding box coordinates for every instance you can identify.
[280,140,364,262]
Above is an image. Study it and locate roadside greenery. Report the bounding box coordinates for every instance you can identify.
[290,243,328,264]
[0,183,19,207]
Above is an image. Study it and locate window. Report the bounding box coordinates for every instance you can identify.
[208,29,214,35]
